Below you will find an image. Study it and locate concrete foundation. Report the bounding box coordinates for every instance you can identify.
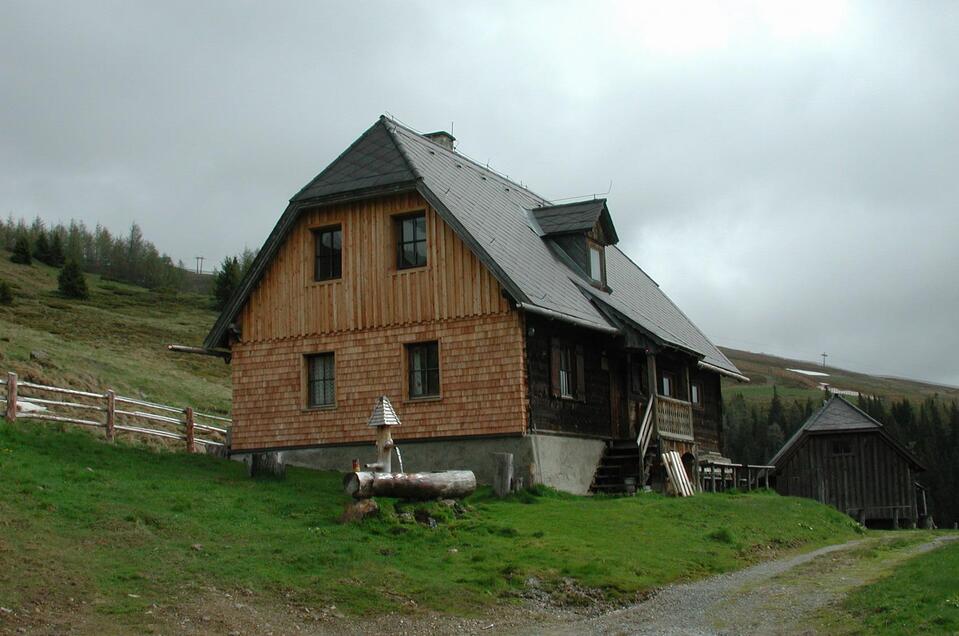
[233,433,606,495]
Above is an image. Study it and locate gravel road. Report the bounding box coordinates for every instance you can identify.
[532,535,956,636]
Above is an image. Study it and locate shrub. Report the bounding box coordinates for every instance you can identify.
[10,235,31,265]
[0,280,12,305]
[58,259,89,300]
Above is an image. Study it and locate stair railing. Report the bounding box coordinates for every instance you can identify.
[636,394,656,459]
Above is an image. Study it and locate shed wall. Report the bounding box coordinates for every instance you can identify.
[775,432,917,522]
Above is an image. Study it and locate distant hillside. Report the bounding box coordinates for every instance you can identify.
[719,347,959,407]
[0,250,230,413]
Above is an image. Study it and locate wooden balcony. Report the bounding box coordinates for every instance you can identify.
[654,395,694,441]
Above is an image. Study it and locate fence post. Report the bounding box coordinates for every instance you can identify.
[5,372,16,422]
[105,390,115,442]
[185,407,195,453]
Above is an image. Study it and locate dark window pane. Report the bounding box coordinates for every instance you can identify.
[313,226,342,281]
[307,353,335,407]
[396,214,427,269]
[407,341,439,398]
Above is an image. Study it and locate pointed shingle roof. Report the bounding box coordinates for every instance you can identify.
[204,116,742,378]
[769,395,924,470]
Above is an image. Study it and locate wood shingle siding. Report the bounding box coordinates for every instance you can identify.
[231,312,527,450]
[230,191,526,451]
[238,192,509,342]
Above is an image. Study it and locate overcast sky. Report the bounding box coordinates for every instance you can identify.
[2,1,957,385]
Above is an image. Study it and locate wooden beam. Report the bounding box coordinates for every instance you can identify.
[166,344,231,360]
[105,390,115,442]
[4,372,15,422]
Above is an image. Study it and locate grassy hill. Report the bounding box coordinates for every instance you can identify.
[0,418,864,632]
[720,347,959,408]
[0,253,230,413]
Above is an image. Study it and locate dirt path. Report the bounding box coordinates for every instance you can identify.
[531,535,957,636]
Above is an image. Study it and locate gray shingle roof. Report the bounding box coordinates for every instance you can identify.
[531,200,607,235]
[769,395,924,469]
[293,122,416,201]
[205,116,743,378]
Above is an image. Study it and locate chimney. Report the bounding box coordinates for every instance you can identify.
[424,131,456,151]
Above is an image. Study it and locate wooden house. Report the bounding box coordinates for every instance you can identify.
[204,117,747,494]
[769,395,926,527]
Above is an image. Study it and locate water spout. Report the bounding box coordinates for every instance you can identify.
[393,445,404,473]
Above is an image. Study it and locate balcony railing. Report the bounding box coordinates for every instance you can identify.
[654,394,694,441]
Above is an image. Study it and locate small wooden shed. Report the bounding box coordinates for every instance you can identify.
[769,395,925,527]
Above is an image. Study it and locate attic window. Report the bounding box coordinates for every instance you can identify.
[313,225,342,281]
[396,213,427,269]
[588,241,606,285]
[832,440,854,457]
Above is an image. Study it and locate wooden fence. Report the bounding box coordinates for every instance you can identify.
[1,372,230,452]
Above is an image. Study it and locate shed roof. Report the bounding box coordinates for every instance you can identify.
[769,395,925,470]
[204,117,742,378]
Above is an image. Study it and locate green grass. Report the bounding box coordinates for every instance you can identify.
[0,253,230,413]
[0,419,862,628]
[830,541,959,634]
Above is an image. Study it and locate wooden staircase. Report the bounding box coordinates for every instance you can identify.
[590,439,642,494]
[590,396,659,495]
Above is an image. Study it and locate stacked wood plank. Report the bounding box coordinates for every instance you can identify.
[662,450,696,497]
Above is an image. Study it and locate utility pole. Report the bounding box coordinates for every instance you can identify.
[195,256,204,274]
[821,352,828,368]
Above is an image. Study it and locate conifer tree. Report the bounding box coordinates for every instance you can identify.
[33,230,51,264]
[10,234,31,264]
[0,279,12,305]
[49,232,66,266]
[58,259,89,300]
[213,256,240,310]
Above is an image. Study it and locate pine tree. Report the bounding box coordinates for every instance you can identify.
[58,259,89,300]
[0,279,12,305]
[33,230,51,264]
[10,234,31,264]
[49,232,66,267]
[213,256,240,310]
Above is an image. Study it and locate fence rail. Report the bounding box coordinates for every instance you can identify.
[2,371,230,452]
[699,460,775,492]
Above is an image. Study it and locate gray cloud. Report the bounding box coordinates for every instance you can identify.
[1,1,957,384]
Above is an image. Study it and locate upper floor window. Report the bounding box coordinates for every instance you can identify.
[407,341,440,398]
[690,382,702,405]
[396,213,427,269]
[313,225,342,281]
[306,352,335,408]
[587,240,606,286]
[660,371,676,398]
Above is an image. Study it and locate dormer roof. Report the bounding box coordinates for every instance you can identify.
[530,199,618,245]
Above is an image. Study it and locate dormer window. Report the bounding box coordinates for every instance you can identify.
[588,241,606,286]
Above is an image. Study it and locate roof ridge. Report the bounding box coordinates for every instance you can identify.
[382,116,551,206]
[290,119,386,202]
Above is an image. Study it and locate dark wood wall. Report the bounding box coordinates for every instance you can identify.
[775,432,917,522]
[691,368,723,453]
[525,315,614,437]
